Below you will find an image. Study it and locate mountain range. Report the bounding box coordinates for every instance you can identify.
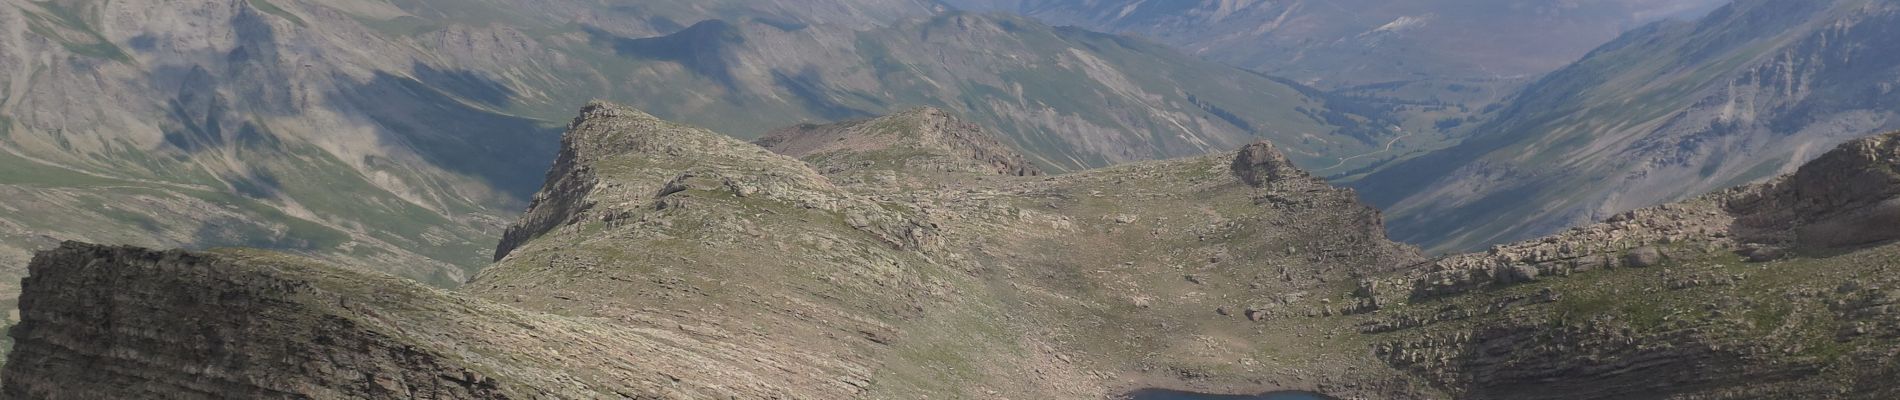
[938,0,1740,187]
[7,0,1900,398]
[1356,0,1900,253]
[568,12,1396,171]
[8,103,1897,399]
[941,0,1729,87]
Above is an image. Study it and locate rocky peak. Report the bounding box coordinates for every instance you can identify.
[756,107,1043,189]
[495,101,827,260]
[1782,131,1900,215]
[1729,131,1900,250]
[1231,140,1305,187]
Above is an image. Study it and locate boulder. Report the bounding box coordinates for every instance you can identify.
[1231,141,1303,187]
[1625,246,1666,268]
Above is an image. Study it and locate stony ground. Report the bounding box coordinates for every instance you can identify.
[6,104,1899,399]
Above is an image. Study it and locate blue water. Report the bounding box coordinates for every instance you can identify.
[1127,389,1332,400]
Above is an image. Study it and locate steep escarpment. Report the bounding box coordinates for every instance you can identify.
[490,102,776,260]
[1729,132,1900,251]
[3,243,507,399]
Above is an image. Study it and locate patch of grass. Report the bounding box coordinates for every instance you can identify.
[257,142,489,268]
[185,188,354,251]
[247,0,306,27]
[1744,300,1792,333]
[353,15,441,37]
[80,199,163,233]
[0,150,121,187]
[1552,288,1618,321]
[21,2,133,63]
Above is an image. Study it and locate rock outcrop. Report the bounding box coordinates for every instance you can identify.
[1356,132,1900,399]
[1231,141,1304,187]
[1730,131,1900,251]
[1392,132,1900,302]
[4,243,506,399]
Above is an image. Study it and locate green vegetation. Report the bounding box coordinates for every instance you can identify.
[20,1,133,63]
[0,150,121,187]
[352,15,441,37]
[247,0,307,27]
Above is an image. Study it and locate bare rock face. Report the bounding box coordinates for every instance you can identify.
[1231,141,1304,187]
[495,101,846,260]
[1730,132,1900,251]
[4,243,507,400]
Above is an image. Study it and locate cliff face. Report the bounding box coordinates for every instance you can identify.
[4,243,507,399]
[1730,132,1900,251]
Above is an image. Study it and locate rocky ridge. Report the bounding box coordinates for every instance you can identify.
[10,103,1430,398]
[1385,132,1900,303]
[476,102,1426,398]
[1355,131,1900,398]
[755,107,1045,189]
[8,105,1900,399]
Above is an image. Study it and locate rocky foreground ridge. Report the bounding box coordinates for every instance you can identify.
[6,103,1900,399]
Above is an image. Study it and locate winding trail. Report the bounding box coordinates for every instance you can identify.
[1324,129,1413,172]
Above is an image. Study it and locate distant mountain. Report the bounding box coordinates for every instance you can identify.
[0,0,576,289]
[942,0,1730,88]
[938,0,1732,181]
[1354,0,1900,253]
[571,12,1397,171]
